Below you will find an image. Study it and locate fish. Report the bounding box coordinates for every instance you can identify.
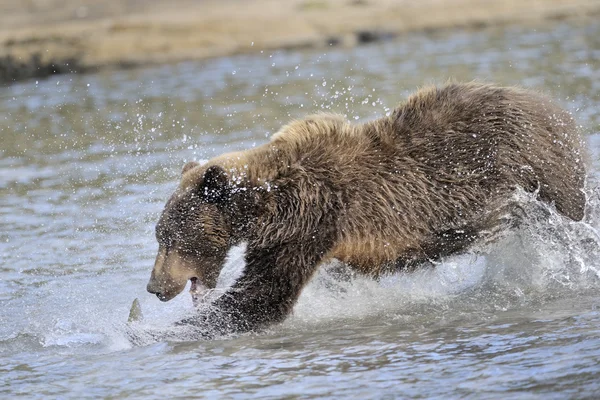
[128,298,144,323]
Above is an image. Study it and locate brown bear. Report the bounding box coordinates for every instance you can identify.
[146,82,586,336]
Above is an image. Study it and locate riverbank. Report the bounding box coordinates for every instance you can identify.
[1,0,599,85]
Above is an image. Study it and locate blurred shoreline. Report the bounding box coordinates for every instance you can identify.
[1,0,599,85]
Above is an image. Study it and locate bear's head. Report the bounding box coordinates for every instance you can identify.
[146,162,247,303]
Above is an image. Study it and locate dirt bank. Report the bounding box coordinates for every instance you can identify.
[1,0,599,84]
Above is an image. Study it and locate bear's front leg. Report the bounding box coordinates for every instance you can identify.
[181,237,333,336]
[182,173,342,336]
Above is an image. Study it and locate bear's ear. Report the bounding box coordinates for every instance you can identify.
[199,165,230,203]
[182,161,200,175]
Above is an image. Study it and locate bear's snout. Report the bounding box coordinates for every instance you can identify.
[146,247,192,302]
[146,281,165,300]
[146,279,179,302]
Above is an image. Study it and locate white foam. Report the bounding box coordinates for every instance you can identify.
[287,188,600,326]
[110,186,600,345]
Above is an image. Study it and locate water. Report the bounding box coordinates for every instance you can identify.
[2,20,600,398]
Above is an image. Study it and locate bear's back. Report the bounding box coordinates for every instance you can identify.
[384,83,585,221]
[321,83,585,269]
[234,83,585,271]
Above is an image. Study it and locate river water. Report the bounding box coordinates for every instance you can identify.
[2,21,600,398]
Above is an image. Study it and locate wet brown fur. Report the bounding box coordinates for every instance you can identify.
[147,82,586,335]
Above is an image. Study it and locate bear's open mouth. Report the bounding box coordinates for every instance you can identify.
[189,277,210,307]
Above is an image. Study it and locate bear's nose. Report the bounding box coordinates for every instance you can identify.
[147,281,160,295]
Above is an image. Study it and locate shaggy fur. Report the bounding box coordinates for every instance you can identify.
[147,82,586,335]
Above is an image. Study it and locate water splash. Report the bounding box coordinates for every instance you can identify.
[117,187,600,346]
[289,188,600,328]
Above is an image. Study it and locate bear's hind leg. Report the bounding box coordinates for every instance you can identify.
[418,198,533,266]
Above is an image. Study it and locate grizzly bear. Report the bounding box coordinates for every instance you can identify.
[146,82,586,336]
